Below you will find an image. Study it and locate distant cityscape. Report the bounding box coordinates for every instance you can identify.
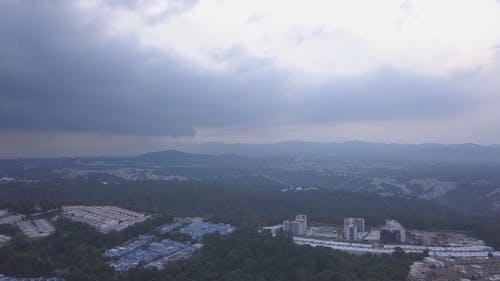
[263,214,500,280]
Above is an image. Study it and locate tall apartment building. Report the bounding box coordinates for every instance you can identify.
[344,222,358,241]
[295,214,308,227]
[282,220,291,232]
[380,219,406,243]
[282,214,308,236]
[291,220,306,236]
[343,218,365,240]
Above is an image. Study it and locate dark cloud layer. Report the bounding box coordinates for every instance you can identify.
[0,1,475,137]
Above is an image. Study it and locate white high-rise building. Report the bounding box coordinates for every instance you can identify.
[343,218,365,240]
[283,214,308,236]
[295,214,308,228]
[344,222,358,241]
[291,220,306,236]
[282,220,291,232]
[381,220,406,243]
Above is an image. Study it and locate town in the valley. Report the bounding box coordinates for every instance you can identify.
[1,205,500,281]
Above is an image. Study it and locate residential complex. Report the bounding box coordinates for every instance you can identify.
[104,234,156,258]
[105,218,234,272]
[280,215,376,241]
[1,210,56,239]
[17,219,55,238]
[62,205,149,233]
[294,237,500,258]
[0,234,10,247]
[0,275,64,281]
[110,238,191,272]
[178,219,234,240]
[146,243,203,270]
[407,256,500,281]
[0,210,24,225]
[272,214,500,263]
[344,218,365,232]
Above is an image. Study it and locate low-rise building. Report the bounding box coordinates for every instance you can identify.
[0,210,24,225]
[109,238,191,272]
[407,256,500,281]
[363,230,381,241]
[146,243,203,270]
[294,237,499,257]
[406,261,431,281]
[261,225,283,237]
[308,226,338,239]
[0,274,64,281]
[17,219,55,238]
[179,220,233,240]
[62,205,149,233]
[104,218,234,272]
[0,234,11,247]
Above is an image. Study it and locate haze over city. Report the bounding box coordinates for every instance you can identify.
[1,0,500,158]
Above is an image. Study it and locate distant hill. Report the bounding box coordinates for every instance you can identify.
[133,150,257,166]
[3,141,500,164]
[180,141,500,163]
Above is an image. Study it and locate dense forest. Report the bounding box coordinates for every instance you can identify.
[1,179,500,248]
[129,230,421,281]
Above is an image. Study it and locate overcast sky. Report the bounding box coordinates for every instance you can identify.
[1,0,500,158]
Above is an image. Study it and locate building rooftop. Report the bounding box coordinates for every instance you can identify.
[104,218,233,272]
[62,205,149,233]
[16,219,55,239]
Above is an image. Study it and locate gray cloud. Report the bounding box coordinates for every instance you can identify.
[102,0,199,23]
[0,1,485,139]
